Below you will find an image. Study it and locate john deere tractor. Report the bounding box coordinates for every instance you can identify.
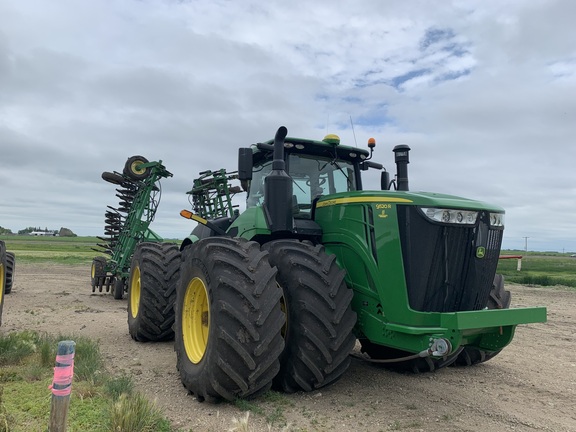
[170,126,546,403]
[92,156,180,342]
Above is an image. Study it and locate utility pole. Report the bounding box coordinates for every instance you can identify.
[523,236,530,252]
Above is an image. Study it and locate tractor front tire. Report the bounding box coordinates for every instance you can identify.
[128,242,180,342]
[264,240,357,393]
[174,237,284,402]
[453,274,512,366]
[5,252,15,294]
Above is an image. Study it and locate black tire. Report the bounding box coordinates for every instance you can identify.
[91,256,107,292]
[0,241,6,326]
[174,237,284,402]
[123,155,150,181]
[264,240,357,393]
[453,274,512,366]
[5,252,15,294]
[113,278,125,300]
[102,171,125,185]
[128,242,180,342]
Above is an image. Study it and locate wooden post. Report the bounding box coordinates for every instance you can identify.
[49,340,76,432]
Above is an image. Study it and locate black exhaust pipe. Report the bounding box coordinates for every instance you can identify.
[264,126,293,233]
[393,144,411,191]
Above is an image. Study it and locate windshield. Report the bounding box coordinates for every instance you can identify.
[247,153,356,216]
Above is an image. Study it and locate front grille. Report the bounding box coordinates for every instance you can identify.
[397,206,502,313]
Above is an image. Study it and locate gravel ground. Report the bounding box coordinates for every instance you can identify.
[1,263,575,432]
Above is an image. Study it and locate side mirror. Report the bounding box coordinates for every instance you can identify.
[238,148,253,181]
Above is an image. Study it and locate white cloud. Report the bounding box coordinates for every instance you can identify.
[0,0,574,251]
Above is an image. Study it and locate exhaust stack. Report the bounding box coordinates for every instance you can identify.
[393,144,411,191]
[264,126,293,233]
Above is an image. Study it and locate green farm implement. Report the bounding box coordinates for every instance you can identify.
[91,156,179,341]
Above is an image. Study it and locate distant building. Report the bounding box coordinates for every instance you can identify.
[29,231,58,236]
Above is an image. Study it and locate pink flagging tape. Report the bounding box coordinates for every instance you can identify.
[55,353,75,364]
[49,362,75,397]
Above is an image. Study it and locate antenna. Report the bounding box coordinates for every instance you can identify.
[350,115,358,147]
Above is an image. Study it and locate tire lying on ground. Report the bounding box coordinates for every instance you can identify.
[5,251,15,294]
[174,237,284,402]
[453,274,511,366]
[264,240,357,393]
[128,242,180,342]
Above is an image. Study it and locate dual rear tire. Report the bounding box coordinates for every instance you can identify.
[173,238,357,402]
[174,237,285,402]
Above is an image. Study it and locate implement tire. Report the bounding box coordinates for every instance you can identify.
[5,252,15,294]
[0,242,6,326]
[91,256,107,292]
[264,240,357,393]
[453,274,511,366]
[128,242,180,342]
[123,155,151,181]
[174,237,284,402]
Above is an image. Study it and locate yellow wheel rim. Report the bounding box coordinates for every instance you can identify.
[130,266,141,319]
[182,277,209,364]
[130,160,146,175]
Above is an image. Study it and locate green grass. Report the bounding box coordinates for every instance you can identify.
[0,235,180,265]
[0,331,175,432]
[0,235,101,264]
[497,252,576,288]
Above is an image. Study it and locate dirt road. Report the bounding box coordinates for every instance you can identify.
[2,263,575,431]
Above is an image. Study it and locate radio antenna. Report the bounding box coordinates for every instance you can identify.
[350,115,358,147]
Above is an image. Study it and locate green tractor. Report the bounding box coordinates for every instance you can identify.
[92,156,180,341]
[172,126,546,402]
[0,240,16,326]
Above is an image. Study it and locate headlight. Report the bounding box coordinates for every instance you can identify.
[421,207,478,225]
[489,212,505,227]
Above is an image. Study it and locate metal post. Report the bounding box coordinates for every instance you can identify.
[49,340,76,432]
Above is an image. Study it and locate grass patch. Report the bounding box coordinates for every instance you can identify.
[0,235,180,264]
[0,331,175,432]
[497,254,576,288]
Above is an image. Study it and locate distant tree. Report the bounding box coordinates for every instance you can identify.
[18,227,37,235]
[0,226,13,235]
[59,227,77,237]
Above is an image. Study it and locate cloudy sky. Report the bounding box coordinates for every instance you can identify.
[0,0,574,252]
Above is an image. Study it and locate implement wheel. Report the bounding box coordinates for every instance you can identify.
[453,274,512,366]
[174,237,284,402]
[0,242,6,326]
[91,256,107,292]
[264,240,357,393]
[128,242,180,342]
[123,155,151,181]
[5,252,15,294]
